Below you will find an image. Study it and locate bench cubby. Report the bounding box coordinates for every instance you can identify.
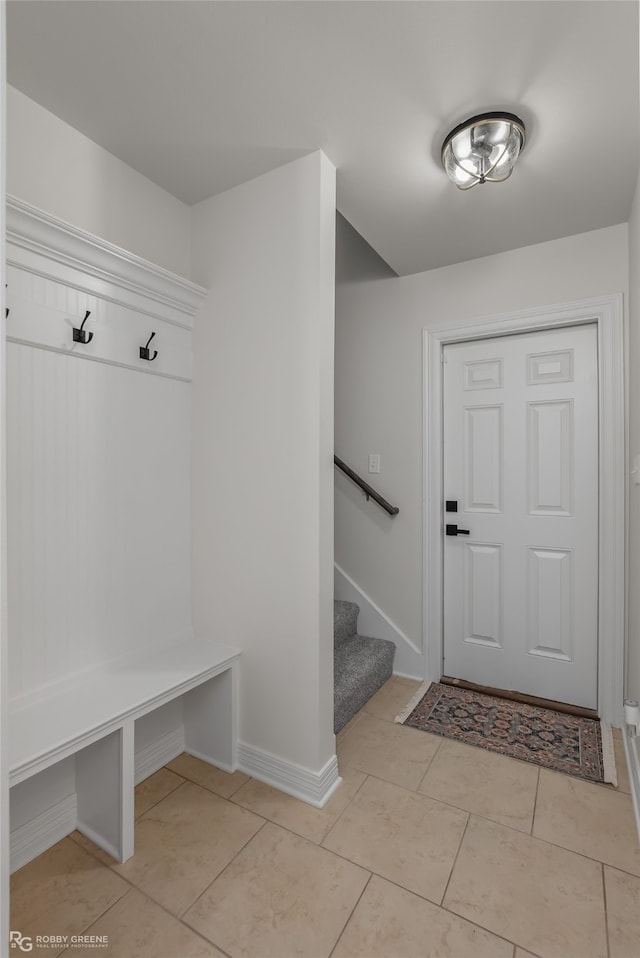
[10,641,240,869]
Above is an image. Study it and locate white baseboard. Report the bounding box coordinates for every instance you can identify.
[334,563,424,678]
[10,794,78,874]
[135,727,185,785]
[623,727,640,844]
[237,742,342,809]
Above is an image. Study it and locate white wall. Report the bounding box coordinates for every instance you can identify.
[191,151,336,777]
[7,86,191,278]
[335,222,629,675]
[628,170,640,704]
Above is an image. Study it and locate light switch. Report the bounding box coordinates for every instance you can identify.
[633,455,640,485]
[368,453,380,474]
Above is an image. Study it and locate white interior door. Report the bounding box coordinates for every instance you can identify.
[442,324,599,710]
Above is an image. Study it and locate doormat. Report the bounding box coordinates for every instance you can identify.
[395,682,617,785]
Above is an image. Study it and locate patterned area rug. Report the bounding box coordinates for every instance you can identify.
[395,682,616,784]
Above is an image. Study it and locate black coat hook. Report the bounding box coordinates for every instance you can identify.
[72,310,93,344]
[5,284,8,319]
[140,332,158,362]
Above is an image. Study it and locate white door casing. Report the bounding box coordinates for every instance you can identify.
[442,326,598,709]
[424,295,624,726]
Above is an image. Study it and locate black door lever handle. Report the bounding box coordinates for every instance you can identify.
[446,524,470,536]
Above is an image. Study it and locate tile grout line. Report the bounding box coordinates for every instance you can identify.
[414,732,445,793]
[168,777,385,955]
[320,859,520,956]
[318,774,369,846]
[319,772,371,849]
[318,767,487,919]
[176,916,234,958]
[335,709,366,744]
[177,816,270,922]
[314,844,449,912]
[518,829,640,879]
[602,862,611,958]
[530,766,541,835]
[89,849,238,958]
[116,879,237,958]
[271,782,640,895]
[308,777,474,912]
[52,869,131,956]
[71,790,275,951]
[201,767,373,850]
[164,762,248,801]
[326,871,373,958]
[134,773,186,821]
[68,833,225,929]
[438,810,470,907]
[327,770,608,949]
[71,857,235,958]
[348,768,537,837]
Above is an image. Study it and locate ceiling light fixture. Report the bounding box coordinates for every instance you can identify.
[441,111,526,190]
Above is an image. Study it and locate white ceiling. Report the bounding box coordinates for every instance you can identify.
[6,1,640,276]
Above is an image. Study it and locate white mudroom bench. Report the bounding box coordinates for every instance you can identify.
[9,640,241,865]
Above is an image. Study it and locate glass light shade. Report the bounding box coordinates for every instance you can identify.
[441,112,526,190]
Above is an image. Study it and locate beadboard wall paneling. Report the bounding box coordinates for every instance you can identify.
[9,758,75,832]
[5,203,205,705]
[7,343,192,702]
[6,264,192,381]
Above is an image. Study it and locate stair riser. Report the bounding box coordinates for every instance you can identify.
[334,600,359,644]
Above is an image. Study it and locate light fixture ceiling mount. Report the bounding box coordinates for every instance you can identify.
[441,111,526,190]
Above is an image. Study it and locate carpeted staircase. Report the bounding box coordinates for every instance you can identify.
[334,599,396,733]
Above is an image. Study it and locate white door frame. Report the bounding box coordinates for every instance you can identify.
[423,294,625,726]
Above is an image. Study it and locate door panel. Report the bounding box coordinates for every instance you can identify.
[527,546,573,661]
[464,542,503,649]
[464,405,503,511]
[528,400,573,515]
[443,325,598,709]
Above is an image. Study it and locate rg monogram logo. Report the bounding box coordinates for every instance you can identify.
[9,931,33,952]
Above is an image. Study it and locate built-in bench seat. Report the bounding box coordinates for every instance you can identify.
[10,640,241,866]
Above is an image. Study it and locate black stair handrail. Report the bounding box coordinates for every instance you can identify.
[334,455,399,516]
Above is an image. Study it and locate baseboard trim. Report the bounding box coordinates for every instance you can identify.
[135,727,185,785]
[10,794,78,874]
[623,727,640,843]
[236,742,342,809]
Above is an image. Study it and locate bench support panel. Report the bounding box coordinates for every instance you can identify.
[183,666,238,772]
[75,724,135,863]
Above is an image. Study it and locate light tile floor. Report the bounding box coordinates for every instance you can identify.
[10,676,640,958]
